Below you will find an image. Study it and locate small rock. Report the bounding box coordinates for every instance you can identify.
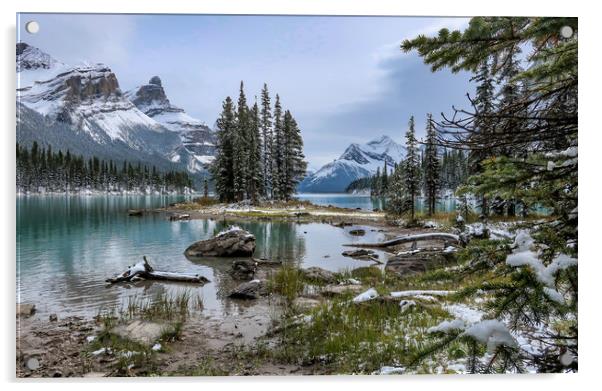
[49,314,58,322]
[229,280,267,299]
[16,303,36,318]
[349,229,366,236]
[230,259,257,280]
[301,267,336,284]
[321,284,364,297]
[52,370,63,377]
[342,249,378,260]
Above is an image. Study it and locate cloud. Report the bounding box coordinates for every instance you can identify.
[301,19,474,167]
[18,14,138,67]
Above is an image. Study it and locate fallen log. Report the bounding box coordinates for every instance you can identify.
[106,256,210,284]
[344,232,461,248]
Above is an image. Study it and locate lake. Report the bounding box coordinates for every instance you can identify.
[16,195,391,319]
[295,192,459,213]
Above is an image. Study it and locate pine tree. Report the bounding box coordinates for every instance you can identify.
[247,100,264,202]
[271,94,284,200]
[372,167,381,196]
[280,110,307,200]
[203,178,209,198]
[424,113,440,216]
[211,96,237,202]
[381,161,389,194]
[260,83,273,198]
[233,81,250,201]
[403,116,421,221]
[402,17,578,372]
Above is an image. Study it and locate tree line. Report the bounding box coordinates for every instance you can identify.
[16,142,193,193]
[348,132,469,209]
[211,82,307,202]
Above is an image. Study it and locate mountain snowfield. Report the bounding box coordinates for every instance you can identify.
[298,135,405,193]
[16,42,215,176]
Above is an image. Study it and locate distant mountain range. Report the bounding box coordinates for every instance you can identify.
[298,135,405,193]
[16,42,215,176]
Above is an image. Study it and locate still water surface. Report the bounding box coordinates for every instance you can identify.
[17,195,390,319]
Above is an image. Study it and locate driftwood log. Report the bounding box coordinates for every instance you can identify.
[106,256,210,284]
[344,232,461,248]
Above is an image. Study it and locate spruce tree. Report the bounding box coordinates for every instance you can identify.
[211,96,236,202]
[381,161,389,194]
[247,100,264,202]
[271,94,284,200]
[372,167,381,196]
[403,116,421,221]
[402,16,578,372]
[281,110,307,200]
[232,81,250,201]
[260,83,273,198]
[424,113,440,216]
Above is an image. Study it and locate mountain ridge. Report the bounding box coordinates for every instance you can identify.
[298,135,405,193]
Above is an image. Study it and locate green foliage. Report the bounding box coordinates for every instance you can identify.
[212,84,306,202]
[401,16,578,373]
[16,142,193,193]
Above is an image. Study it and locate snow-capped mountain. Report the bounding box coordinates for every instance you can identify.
[298,135,405,193]
[15,42,211,176]
[125,76,216,173]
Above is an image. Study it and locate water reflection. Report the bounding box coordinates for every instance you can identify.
[17,195,390,319]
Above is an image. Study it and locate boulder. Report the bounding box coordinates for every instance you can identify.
[229,280,267,299]
[185,226,256,257]
[17,303,36,318]
[301,267,336,284]
[113,320,166,345]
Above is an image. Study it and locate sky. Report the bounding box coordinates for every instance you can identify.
[18,13,474,170]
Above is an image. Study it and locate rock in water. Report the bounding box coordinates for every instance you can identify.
[342,249,378,260]
[229,280,267,299]
[230,259,257,280]
[349,229,366,236]
[185,226,256,257]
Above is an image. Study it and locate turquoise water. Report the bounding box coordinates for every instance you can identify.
[16,195,389,318]
[295,193,458,213]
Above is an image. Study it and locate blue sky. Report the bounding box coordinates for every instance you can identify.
[19,13,474,169]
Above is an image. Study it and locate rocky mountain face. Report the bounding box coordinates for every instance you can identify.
[16,42,214,177]
[125,77,216,173]
[298,135,405,193]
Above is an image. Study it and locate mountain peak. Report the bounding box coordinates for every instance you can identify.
[16,42,60,71]
[149,76,162,86]
[299,135,405,193]
[368,135,393,145]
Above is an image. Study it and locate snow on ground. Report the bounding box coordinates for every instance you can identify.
[444,303,484,324]
[352,288,378,303]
